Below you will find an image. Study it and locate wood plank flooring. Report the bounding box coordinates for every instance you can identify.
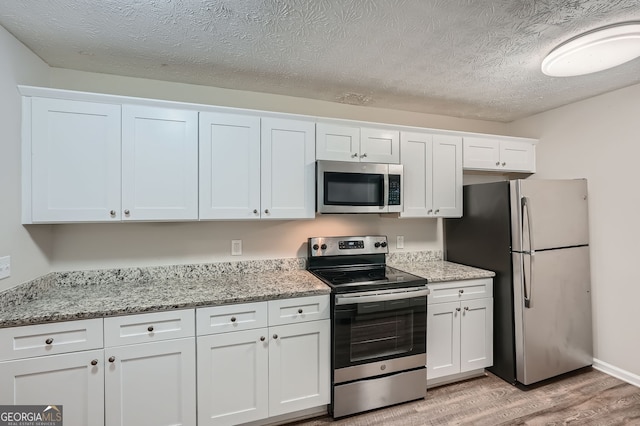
[291,368,640,425]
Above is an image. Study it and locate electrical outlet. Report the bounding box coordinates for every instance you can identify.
[231,240,242,256]
[396,236,405,249]
[0,256,10,280]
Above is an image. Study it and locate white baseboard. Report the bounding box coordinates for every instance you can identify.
[593,358,640,388]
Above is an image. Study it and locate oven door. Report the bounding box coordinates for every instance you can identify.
[333,287,428,383]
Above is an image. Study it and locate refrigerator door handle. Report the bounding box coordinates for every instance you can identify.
[522,196,534,308]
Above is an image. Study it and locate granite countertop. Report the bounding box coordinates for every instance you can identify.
[0,259,330,329]
[388,259,495,283]
[0,253,495,329]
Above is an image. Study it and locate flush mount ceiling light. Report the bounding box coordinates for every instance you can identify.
[541,22,640,77]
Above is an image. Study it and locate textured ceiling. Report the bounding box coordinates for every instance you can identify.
[1,0,640,122]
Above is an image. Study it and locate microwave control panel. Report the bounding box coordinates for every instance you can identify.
[388,175,401,205]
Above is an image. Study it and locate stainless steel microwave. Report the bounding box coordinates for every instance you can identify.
[316,160,403,214]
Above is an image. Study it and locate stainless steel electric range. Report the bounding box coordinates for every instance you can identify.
[307,235,428,418]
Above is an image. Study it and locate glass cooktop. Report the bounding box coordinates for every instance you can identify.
[310,265,426,293]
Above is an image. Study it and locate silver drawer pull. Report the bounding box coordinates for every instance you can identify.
[108,356,116,363]
[45,338,54,345]
[298,308,303,314]
[147,326,154,332]
[91,359,98,366]
[273,334,278,339]
[230,316,237,323]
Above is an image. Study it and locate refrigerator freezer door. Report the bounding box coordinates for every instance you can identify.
[513,246,593,385]
[511,179,589,252]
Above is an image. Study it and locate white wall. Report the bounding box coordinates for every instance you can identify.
[509,82,640,378]
[42,68,511,272]
[0,25,51,292]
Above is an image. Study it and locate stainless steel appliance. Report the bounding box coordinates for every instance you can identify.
[316,160,403,214]
[444,179,593,386]
[307,235,428,418]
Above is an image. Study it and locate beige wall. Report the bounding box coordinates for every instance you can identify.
[509,82,640,378]
[0,25,51,292]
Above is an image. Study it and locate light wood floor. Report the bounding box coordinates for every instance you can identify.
[292,368,640,425]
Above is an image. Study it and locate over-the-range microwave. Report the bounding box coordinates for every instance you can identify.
[316,160,403,214]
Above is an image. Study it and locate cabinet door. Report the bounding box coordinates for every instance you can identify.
[460,298,493,373]
[316,123,359,162]
[199,112,261,219]
[499,140,535,172]
[105,338,196,426]
[29,97,121,223]
[261,117,316,219]
[360,127,400,163]
[268,320,330,416]
[122,105,198,221]
[197,329,268,426]
[462,137,500,170]
[432,135,462,217]
[0,350,104,426]
[400,131,433,217]
[427,302,460,380]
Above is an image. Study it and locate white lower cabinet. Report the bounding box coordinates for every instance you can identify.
[104,338,196,426]
[0,349,105,426]
[427,279,493,386]
[196,295,331,426]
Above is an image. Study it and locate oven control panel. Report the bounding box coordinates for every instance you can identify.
[308,235,389,257]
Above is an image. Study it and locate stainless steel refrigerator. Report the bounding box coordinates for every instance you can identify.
[444,179,593,385]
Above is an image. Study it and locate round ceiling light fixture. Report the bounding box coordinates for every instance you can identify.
[541,22,640,77]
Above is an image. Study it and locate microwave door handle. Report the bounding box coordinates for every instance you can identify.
[383,172,389,207]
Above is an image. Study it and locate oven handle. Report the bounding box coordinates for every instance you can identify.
[334,287,430,305]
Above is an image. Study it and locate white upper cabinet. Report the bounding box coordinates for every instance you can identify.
[463,136,536,173]
[122,105,199,221]
[261,117,316,219]
[199,114,315,220]
[316,123,399,163]
[400,132,462,218]
[27,97,122,223]
[199,112,261,219]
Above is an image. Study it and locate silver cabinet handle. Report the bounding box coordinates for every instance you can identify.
[298,308,303,314]
[260,336,266,342]
[459,289,464,294]
[427,209,433,214]
[108,356,116,363]
[455,307,461,312]
[360,153,367,158]
[147,326,154,332]
[230,316,237,323]
[91,359,98,366]
[495,161,500,166]
[110,210,116,217]
[502,162,506,166]
[464,306,469,311]
[264,209,269,214]
[273,334,278,339]
[434,209,440,214]
[253,209,258,214]
[351,153,358,158]
[124,209,130,215]
[45,338,53,345]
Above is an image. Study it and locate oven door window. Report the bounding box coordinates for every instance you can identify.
[323,172,384,206]
[333,297,426,369]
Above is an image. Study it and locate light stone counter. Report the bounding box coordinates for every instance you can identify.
[0,252,494,329]
[0,258,329,328]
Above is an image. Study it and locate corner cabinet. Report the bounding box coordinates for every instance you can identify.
[427,278,493,387]
[463,136,536,173]
[196,295,330,426]
[400,132,462,218]
[316,122,400,163]
[197,113,317,221]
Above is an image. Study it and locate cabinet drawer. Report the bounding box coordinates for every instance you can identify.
[268,295,330,326]
[0,319,103,361]
[104,309,194,347]
[196,302,268,336]
[427,279,493,305]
